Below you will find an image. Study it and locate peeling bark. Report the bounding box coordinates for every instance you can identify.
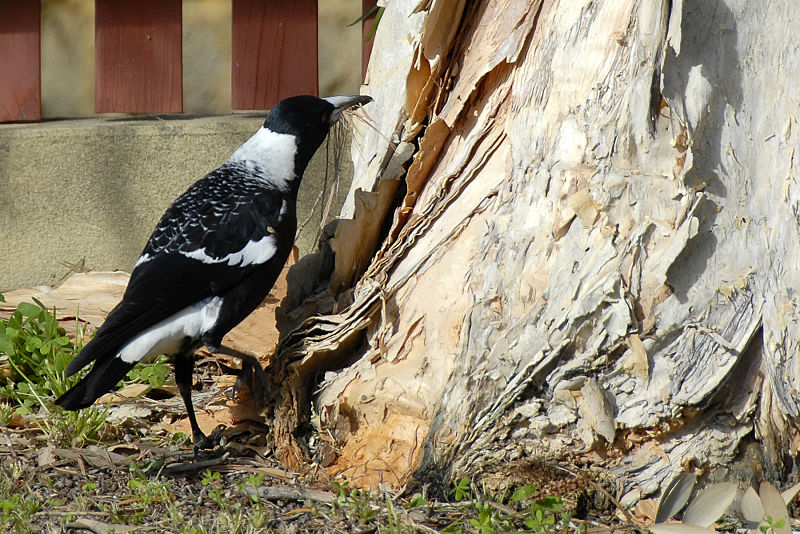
[266,0,800,502]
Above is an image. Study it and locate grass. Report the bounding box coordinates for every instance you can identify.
[0,296,172,446]
[325,477,576,534]
[0,458,582,534]
[0,459,44,534]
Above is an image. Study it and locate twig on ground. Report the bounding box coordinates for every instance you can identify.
[35,510,108,518]
[162,455,230,474]
[66,517,135,534]
[246,485,335,504]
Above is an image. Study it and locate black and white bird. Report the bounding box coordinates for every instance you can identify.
[56,94,372,451]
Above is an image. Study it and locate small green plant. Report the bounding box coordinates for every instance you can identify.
[332,481,376,524]
[0,402,13,426]
[0,300,77,401]
[442,478,571,534]
[234,472,270,529]
[125,466,173,525]
[349,487,376,525]
[451,477,472,501]
[0,459,40,534]
[201,470,227,507]
[525,496,568,534]
[470,500,512,533]
[405,492,428,509]
[201,469,222,486]
[331,480,427,532]
[760,515,786,534]
[0,299,174,445]
[0,300,110,445]
[123,354,170,388]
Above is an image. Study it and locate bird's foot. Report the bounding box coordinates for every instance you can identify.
[192,424,227,458]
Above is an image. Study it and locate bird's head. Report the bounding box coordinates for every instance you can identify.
[265,94,372,172]
[230,95,372,191]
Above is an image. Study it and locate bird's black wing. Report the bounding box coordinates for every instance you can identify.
[65,166,289,375]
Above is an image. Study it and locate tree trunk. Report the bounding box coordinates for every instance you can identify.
[265,0,800,503]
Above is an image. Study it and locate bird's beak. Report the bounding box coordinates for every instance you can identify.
[324,95,373,123]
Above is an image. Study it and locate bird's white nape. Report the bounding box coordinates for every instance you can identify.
[117,296,223,364]
[227,127,298,190]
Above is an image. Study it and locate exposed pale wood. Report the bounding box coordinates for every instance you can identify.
[0,1,41,122]
[231,0,318,110]
[264,0,800,503]
[95,0,183,113]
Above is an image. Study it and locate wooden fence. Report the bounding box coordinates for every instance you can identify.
[0,0,377,123]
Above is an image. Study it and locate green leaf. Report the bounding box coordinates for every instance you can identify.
[364,7,384,42]
[535,495,563,512]
[405,493,428,508]
[512,485,536,503]
[0,334,13,355]
[347,4,380,26]
[8,313,22,330]
[25,337,43,352]
[17,302,41,319]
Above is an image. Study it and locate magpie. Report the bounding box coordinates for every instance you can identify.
[56,94,372,452]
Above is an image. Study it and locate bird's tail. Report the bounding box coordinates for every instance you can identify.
[64,334,108,377]
[56,355,136,410]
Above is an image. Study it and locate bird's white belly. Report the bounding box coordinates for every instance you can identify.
[117,296,223,364]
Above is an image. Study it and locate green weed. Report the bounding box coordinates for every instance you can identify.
[0,402,12,426]
[760,515,786,534]
[0,299,172,445]
[124,466,173,524]
[0,460,41,534]
[124,354,170,388]
[443,477,572,534]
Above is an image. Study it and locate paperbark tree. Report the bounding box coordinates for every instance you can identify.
[264,0,800,503]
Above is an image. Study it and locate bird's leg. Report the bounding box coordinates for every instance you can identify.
[213,345,270,409]
[174,352,224,455]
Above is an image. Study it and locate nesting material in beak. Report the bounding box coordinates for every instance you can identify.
[325,95,373,123]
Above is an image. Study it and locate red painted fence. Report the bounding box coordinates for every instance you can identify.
[0,0,377,123]
[0,1,41,121]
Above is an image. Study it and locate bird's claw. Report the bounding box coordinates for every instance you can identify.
[192,424,227,458]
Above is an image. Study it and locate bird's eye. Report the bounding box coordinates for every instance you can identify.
[321,112,330,123]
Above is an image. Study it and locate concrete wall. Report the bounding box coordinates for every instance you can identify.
[0,116,352,291]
